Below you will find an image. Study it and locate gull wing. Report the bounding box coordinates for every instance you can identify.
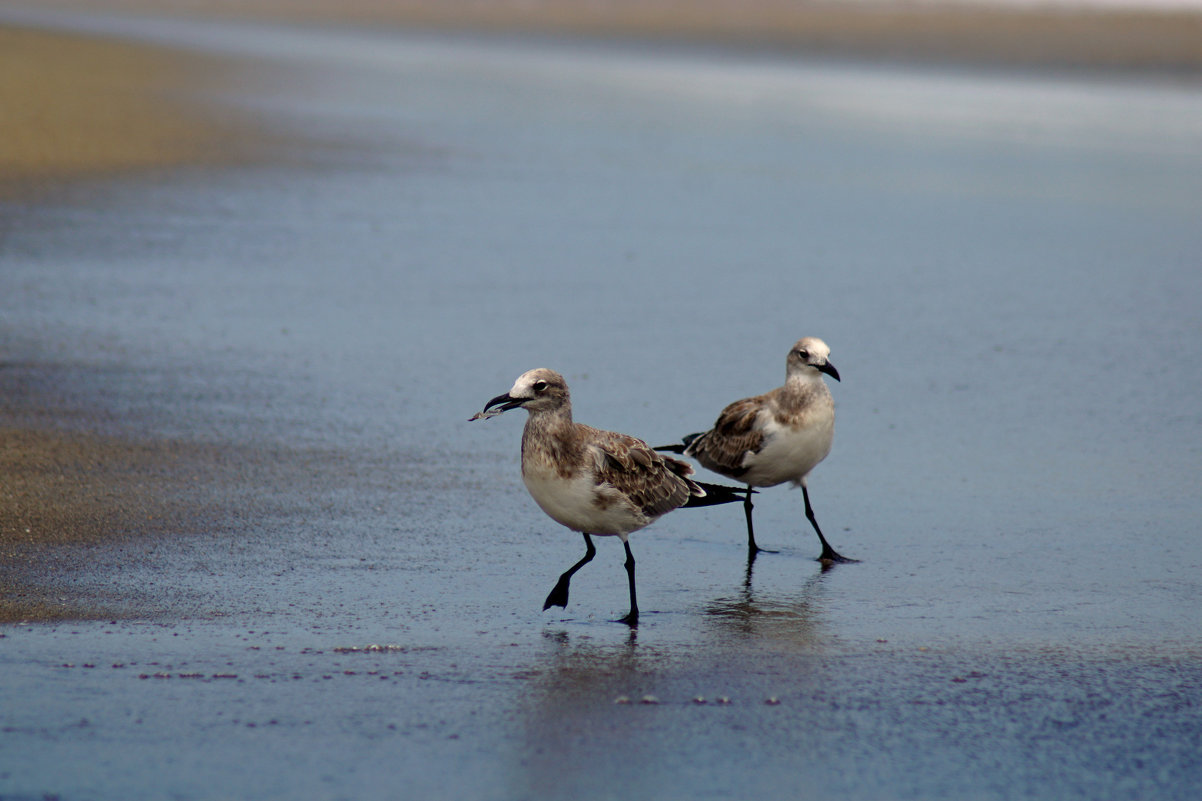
[583,425,697,519]
[683,395,767,478]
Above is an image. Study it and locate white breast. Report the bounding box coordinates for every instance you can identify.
[739,412,834,488]
[522,462,643,537]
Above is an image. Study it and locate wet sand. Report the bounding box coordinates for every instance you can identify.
[2,9,1200,799]
[1,0,1199,617]
[0,20,304,622]
[0,419,356,623]
[0,27,209,619]
[4,2,1200,627]
[4,1,1200,618]
[19,0,1202,71]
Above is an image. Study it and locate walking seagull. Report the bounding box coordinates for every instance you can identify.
[659,337,854,564]
[471,368,747,626]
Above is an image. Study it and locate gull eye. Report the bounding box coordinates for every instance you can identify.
[533,380,548,393]
[796,350,809,360]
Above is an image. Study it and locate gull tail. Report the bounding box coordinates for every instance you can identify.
[654,432,703,455]
[684,481,755,508]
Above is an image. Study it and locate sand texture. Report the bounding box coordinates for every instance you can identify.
[0,25,276,199]
[19,0,1202,70]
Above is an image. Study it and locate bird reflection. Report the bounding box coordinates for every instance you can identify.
[509,560,836,798]
[743,541,845,588]
[510,630,685,800]
[702,551,830,644]
[528,627,653,695]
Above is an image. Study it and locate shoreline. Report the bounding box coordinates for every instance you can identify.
[9,0,1202,73]
[2,1,1198,196]
[3,0,1200,194]
[0,409,365,624]
[0,423,223,623]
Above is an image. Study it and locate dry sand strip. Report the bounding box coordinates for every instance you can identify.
[0,23,290,200]
[19,0,1202,72]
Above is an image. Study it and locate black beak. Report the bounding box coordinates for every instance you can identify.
[484,392,527,413]
[469,392,530,421]
[818,361,841,382]
[469,392,527,421]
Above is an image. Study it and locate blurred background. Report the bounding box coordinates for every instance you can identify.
[2,2,1201,800]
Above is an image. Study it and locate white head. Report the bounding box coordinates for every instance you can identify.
[786,337,840,382]
[474,368,571,419]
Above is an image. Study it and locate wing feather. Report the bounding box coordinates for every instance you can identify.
[582,425,698,520]
[683,395,768,479]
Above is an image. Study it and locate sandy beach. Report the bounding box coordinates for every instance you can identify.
[4,4,1200,604]
[1,5,1200,799]
[4,1,1201,626]
[0,18,299,622]
[1,0,1200,628]
[5,0,1201,191]
[18,0,1202,71]
[0,24,288,201]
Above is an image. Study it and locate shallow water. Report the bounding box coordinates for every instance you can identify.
[2,13,1201,800]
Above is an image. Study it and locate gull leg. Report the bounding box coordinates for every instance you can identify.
[803,485,857,564]
[543,533,596,610]
[744,488,778,555]
[616,540,639,627]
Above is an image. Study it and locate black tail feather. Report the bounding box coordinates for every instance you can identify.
[685,481,755,508]
[655,432,703,455]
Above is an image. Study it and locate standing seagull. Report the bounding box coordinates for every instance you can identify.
[471,368,745,626]
[660,337,854,563]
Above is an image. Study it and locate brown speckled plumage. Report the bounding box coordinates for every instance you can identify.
[684,396,765,479]
[585,426,698,520]
[664,337,854,563]
[474,367,741,625]
[513,375,704,533]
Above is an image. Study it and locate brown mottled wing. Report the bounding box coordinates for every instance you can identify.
[582,425,697,519]
[684,395,767,479]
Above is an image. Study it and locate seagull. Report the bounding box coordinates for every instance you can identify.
[659,337,854,564]
[471,368,748,626]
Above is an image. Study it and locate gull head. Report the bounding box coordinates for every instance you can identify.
[471,368,570,420]
[787,337,840,382]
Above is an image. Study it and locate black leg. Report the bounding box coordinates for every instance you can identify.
[803,485,857,564]
[616,540,639,627]
[543,533,596,610]
[744,488,778,555]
